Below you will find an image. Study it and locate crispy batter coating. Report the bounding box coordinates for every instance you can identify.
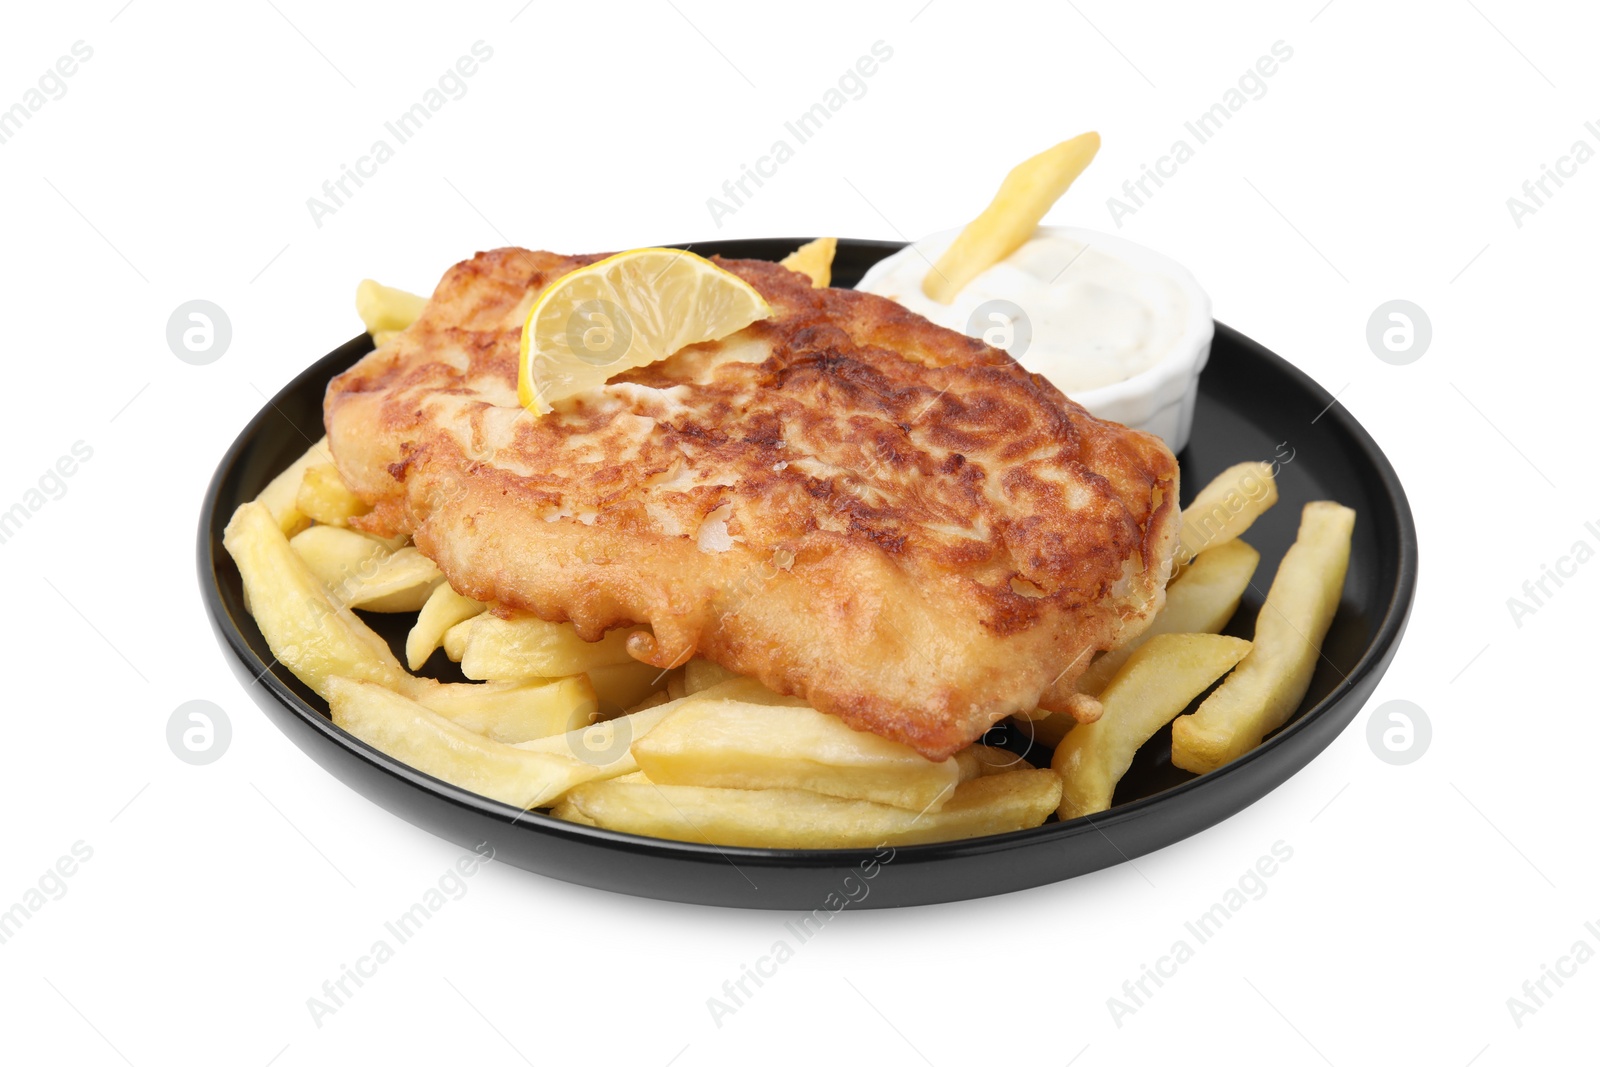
[325,248,1180,759]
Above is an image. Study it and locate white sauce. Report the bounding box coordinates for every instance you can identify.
[856,227,1191,394]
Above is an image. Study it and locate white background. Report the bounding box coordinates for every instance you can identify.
[0,1,1591,1063]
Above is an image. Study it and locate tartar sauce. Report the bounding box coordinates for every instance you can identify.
[857,226,1195,394]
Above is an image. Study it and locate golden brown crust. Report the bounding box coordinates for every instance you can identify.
[325,247,1180,759]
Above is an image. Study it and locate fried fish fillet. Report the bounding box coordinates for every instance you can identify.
[325,248,1180,760]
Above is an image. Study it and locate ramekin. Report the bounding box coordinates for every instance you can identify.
[857,225,1213,453]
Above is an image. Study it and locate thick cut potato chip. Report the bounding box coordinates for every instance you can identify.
[330,678,692,809]
[555,768,1062,848]
[633,697,960,811]
[223,502,409,696]
[356,279,427,337]
[1176,462,1278,565]
[290,524,388,584]
[410,675,598,744]
[687,675,794,706]
[1019,693,1100,750]
[289,525,441,612]
[779,237,837,288]
[1027,538,1261,742]
[295,464,370,526]
[406,583,487,670]
[923,132,1100,304]
[254,437,334,536]
[442,617,472,662]
[1054,633,1251,819]
[1172,502,1355,773]
[510,681,766,782]
[233,498,620,748]
[683,657,737,695]
[956,743,1034,779]
[329,677,605,809]
[458,613,644,681]
[1078,538,1260,696]
[340,548,441,612]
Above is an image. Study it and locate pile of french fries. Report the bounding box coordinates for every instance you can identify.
[226,428,1353,846]
[225,466,1064,844]
[1044,466,1354,819]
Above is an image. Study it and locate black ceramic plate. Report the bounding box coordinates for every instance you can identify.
[199,238,1416,909]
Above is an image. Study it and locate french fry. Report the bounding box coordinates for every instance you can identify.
[960,743,1034,778]
[290,524,386,584]
[1176,462,1278,566]
[328,676,643,809]
[222,502,410,696]
[342,548,442,612]
[1028,536,1262,741]
[254,437,334,536]
[289,525,442,612]
[1054,634,1251,819]
[407,583,487,670]
[458,613,644,681]
[1172,502,1356,773]
[922,132,1100,304]
[356,279,427,338]
[506,678,780,788]
[683,658,737,695]
[442,618,472,662]
[410,675,598,744]
[1021,689,1100,749]
[779,237,837,288]
[632,697,961,811]
[555,769,1062,848]
[230,499,587,748]
[512,699,677,766]
[295,464,369,526]
[1078,539,1260,696]
[698,675,796,706]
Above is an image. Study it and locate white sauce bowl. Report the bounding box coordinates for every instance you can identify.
[856,226,1213,452]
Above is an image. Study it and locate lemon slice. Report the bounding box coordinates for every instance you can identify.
[517,248,771,414]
